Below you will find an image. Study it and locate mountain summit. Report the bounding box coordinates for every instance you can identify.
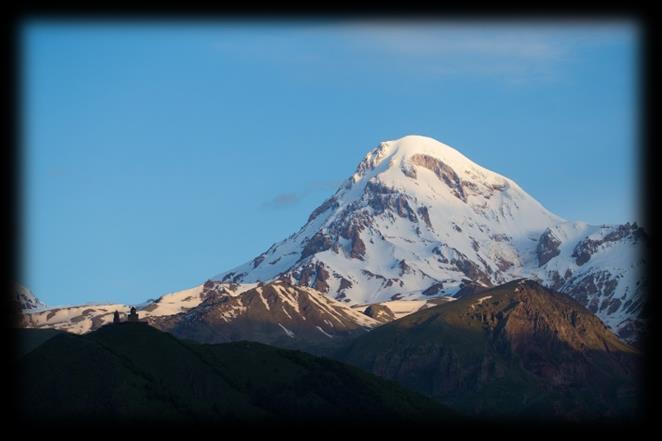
[214,135,646,343]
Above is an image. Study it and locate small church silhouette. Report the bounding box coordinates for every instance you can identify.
[112,307,144,324]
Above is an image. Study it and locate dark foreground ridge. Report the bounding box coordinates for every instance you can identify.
[17,322,455,428]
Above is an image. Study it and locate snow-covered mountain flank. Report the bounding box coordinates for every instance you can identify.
[214,135,647,343]
[22,280,379,349]
[22,282,254,334]
[147,279,378,351]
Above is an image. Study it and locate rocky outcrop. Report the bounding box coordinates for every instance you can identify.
[417,206,432,229]
[363,304,396,323]
[422,282,445,297]
[293,261,331,293]
[410,154,467,202]
[307,196,339,222]
[453,281,488,298]
[536,228,562,266]
[572,223,644,266]
[451,257,491,287]
[300,232,334,259]
[364,181,418,222]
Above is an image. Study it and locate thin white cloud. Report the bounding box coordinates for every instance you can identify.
[211,22,637,83]
[341,22,637,81]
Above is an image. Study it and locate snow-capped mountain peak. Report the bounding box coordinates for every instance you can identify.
[349,135,563,233]
[213,135,646,343]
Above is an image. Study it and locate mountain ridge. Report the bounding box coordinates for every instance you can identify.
[335,278,640,419]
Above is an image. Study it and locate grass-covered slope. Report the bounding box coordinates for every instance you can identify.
[18,322,452,425]
[336,279,640,420]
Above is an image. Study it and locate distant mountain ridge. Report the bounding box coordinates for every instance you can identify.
[22,280,380,352]
[147,279,378,352]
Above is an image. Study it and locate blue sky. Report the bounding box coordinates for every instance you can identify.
[21,20,640,306]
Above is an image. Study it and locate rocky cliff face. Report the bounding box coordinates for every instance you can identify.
[212,135,647,344]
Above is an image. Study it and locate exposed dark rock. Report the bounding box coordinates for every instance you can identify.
[495,256,514,272]
[490,233,510,242]
[221,271,246,283]
[432,245,450,264]
[572,223,644,267]
[307,196,339,222]
[252,254,265,269]
[393,196,417,222]
[398,260,412,276]
[417,206,433,229]
[363,304,396,323]
[301,232,334,259]
[410,154,467,202]
[314,265,331,293]
[350,230,366,260]
[422,282,445,297]
[339,277,353,291]
[454,281,488,298]
[536,229,562,267]
[401,163,417,178]
[451,258,491,287]
[362,270,386,281]
[564,271,620,315]
[365,180,396,195]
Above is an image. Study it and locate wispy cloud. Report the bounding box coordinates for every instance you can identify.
[341,22,636,82]
[352,26,560,58]
[212,22,636,84]
[262,192,302,209]
[261,179,343,210]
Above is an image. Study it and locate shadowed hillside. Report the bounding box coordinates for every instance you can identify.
[336,279,640,421]
[18,322,453,426]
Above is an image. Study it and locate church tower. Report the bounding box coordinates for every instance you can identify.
[127,306,139,322]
